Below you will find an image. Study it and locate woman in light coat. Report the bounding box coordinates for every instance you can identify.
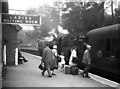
[52,45,58,75]
[81,43,91,78]
[69,47,77,66]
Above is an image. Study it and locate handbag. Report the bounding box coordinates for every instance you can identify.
[38,63,44,70]
[72,66,78,75]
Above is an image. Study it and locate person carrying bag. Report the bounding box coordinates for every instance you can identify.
[38,60,44,70]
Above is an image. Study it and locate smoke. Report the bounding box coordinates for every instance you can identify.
[43,36,54,41]
[57,25,69,34]
[49,28,58,38]
[43,25,69,41]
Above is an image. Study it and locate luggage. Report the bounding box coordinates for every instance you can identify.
[72,66,79,75]
[38,63,44,70]
[65,65,73,74]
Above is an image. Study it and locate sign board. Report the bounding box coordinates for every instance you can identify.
[2,13,41,25]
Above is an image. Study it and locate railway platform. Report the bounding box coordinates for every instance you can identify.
[2,52,119,88]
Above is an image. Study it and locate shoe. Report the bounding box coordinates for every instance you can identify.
[48,75,52,77]
[80,73,85,77]
[25,60,28,62]
[61,70,63,72]
[41,72,44,76]
[52,73,56,75]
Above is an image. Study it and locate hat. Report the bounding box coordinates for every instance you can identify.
[53,45,57,49]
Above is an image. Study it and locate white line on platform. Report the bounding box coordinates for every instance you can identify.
[79,69,119,88]
[22,52,42,59]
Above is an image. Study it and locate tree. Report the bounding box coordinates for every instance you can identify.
[61,0,119,33]
[25,4,53,38]
[23,3,64,43]
[61,1,106,33]
[62,2,84,32]
[114,3,120,23]
[25,8,38,15]
[50,8,60,28]
[104,0,118,24]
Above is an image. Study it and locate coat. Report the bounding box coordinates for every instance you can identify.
[52,49,58,69]
[42,46,54,69]
[82,49,91,65]
[69,49,77,65]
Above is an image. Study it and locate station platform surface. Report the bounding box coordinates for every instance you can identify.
[2,52,119,88]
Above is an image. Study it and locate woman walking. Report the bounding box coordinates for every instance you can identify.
[41,44,54,77]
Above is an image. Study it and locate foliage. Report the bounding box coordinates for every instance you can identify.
[114,5,120,23]
[62,1,105,32]
[61,0,119,33]
[20,0,120,45]
[25,3,61,38]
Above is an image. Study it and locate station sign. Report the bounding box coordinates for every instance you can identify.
[2,13,41,25]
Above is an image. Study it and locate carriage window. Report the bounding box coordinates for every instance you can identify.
[111,39,117,55]
[111,39,119,59]
[106,39,110,51]
[97,40,105,57]
[105,39,111,57]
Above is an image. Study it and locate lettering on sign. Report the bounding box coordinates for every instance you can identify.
[2,13,40,25]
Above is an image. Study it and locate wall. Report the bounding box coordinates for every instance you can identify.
[3,25,19,65]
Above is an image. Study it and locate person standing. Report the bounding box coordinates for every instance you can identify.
[41,44,54,77]
[59,53,65,72]
[69,46,77,66]
[81,43,91,78]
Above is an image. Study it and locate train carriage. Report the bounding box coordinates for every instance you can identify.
[86,24,120,82]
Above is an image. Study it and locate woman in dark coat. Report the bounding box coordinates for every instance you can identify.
[41,44,54,77]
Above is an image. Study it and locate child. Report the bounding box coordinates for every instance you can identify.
[59,53,65,72]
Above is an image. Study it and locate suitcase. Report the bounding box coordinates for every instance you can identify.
[65,65,73,74]
[72,66,79,75]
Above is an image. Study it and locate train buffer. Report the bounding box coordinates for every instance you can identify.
[2,52,120,88]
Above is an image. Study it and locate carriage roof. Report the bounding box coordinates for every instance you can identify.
[87,24,120,37]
